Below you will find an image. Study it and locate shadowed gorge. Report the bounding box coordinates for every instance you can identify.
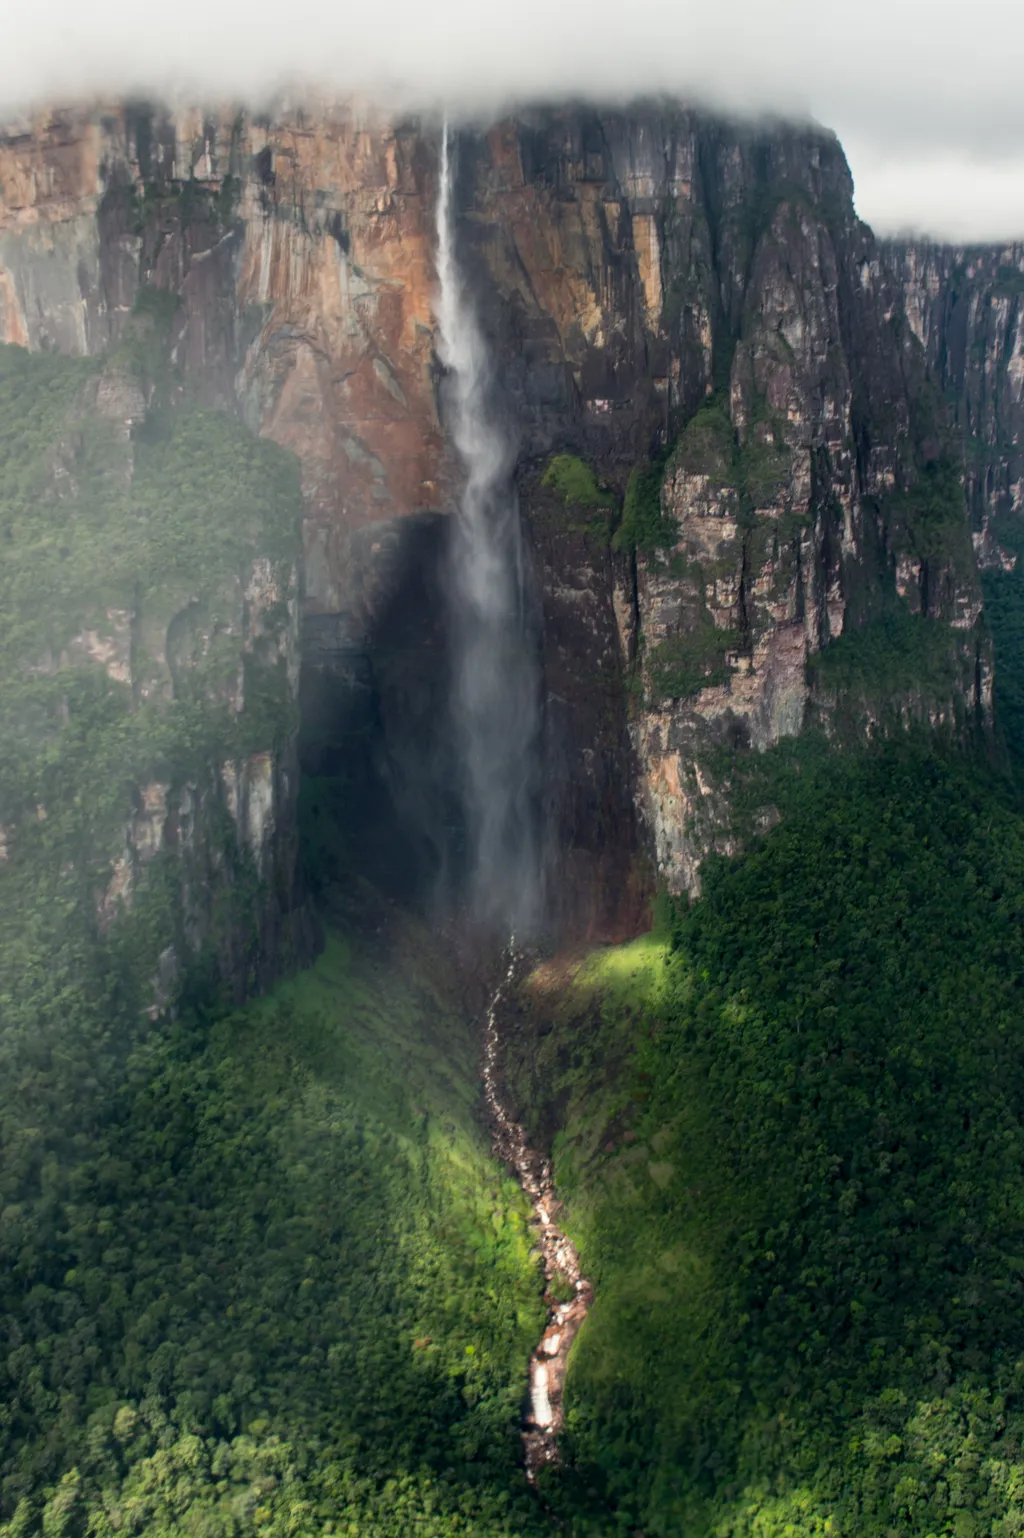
[1,95,1024,1538]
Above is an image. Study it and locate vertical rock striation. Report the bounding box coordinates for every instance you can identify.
[882,242,1024,538]
[0,101,997,919]
[455,110,990,894]
[0,334,311,1015]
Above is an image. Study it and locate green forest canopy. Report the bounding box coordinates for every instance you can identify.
[505,739,1024,1535]
[0,906,549,1538]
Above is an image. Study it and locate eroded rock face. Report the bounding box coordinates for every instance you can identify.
[0,102,995,916]
[0,102,447,610]
[461,113,990,896]
[93,551,307,1002]
[883,243,1024,525]
[521,475,650,941]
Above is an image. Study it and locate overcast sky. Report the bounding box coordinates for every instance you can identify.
[4,0,1023,242]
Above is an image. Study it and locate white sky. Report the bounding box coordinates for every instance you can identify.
[4,0,1023,242]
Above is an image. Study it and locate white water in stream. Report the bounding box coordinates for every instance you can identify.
[434,121,541,934]
[483,948,593,1482]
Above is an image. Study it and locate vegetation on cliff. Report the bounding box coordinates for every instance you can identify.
[667,394,736,486]
[645,620,741,703]
[536,454,617,558]
[504,738,1024,1536]
[540,455,613,512]
[0,338,303,1033]
[613,461,676,554]
[664,393,793,520]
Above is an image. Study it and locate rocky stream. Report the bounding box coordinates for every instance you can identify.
[482,948,594,1484]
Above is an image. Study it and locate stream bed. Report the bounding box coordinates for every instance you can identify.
[482,949,594,1483]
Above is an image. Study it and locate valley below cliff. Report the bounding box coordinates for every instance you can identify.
[1,94,1024,1538]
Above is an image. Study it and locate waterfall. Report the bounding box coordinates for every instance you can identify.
[434,122,542,933]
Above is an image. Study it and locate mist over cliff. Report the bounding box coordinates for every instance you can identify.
[5,0,1024,238]
[3,90,1024,1538]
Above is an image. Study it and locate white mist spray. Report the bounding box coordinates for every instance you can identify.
[435,122,541,932]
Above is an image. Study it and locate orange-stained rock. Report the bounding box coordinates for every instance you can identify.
[0,102,449,613]
[0,100,996,920]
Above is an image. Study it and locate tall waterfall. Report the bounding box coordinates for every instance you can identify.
[434,123,542,933]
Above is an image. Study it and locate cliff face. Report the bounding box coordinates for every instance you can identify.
[459,110,989,895]
[882,241,1024,540]
[0,101,993,924]
[0,105,445,602]
[0,335,310,1019]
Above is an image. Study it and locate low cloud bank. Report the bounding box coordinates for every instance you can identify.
[4,0,1023,240]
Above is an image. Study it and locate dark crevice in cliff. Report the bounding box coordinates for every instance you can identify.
[737,528,753,653]
[793,524,808,627]
[694,126,734,394]
[625,546,641,667]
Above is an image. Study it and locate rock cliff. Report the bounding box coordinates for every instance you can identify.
[0,334,310,1020]
[0,101,994,925]
[882,241,1024,540]
[455,111,988,894]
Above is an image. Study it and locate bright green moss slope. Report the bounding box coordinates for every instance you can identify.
[0,900,548,1537]
[506,741,1024,1537]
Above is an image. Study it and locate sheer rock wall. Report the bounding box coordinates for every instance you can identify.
[0,102,993,919]
[883,241,1024,547]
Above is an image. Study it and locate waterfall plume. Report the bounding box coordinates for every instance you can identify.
[434,122,542,934]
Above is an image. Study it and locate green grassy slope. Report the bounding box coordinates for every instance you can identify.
[0,896,548,1536]
[505,740,1024,1536]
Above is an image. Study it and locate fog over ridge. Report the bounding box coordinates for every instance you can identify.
[4,0,1024,239]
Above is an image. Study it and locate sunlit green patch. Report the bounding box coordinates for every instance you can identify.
[0,917,549,1536]
[506,741,1024,1536]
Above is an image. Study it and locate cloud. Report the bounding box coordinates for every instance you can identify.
[842,142,1024,243]
[4,0,1024,240]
